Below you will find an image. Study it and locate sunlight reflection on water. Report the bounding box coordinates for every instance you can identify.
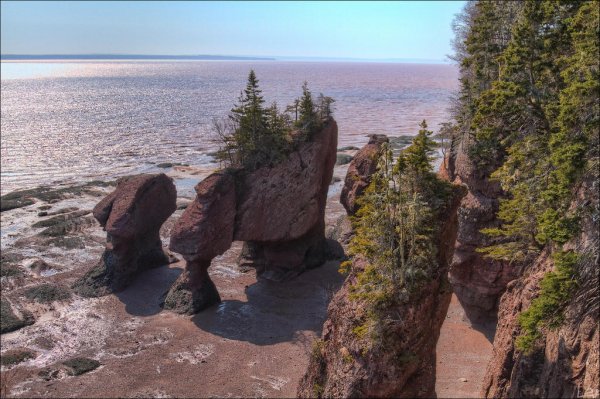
[1,61,458,194]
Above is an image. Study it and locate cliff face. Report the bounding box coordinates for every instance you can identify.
[447,142,522,317]
[482,174,599,398]
[298,180,466,398]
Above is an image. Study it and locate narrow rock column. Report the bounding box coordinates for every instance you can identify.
[73,174,176,297]
[163,259,220,315]
[166,172,236,314]
[340,134,388,215]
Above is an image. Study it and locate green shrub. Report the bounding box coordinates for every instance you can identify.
[516,251,579,353]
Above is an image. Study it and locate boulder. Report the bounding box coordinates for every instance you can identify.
[167,120,338,313]
[340,134,388,215]
[73,174,176,297]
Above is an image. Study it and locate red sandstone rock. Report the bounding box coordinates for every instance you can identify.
[298,183,467,398]
[446,139,520,318]
[94,174,176,239]
[73,174,176,296]
[166,120,338,313]
[340,134,388,215]
[235,121,338,242]
[481,174,599,398]
[169,172,236,261]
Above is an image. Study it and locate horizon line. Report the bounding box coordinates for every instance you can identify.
[0,53,451,64]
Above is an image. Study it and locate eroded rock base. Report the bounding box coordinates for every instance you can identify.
[163,260,221,314]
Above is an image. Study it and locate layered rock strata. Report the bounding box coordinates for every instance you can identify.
[73,174,176,297]
[166,120,338,314]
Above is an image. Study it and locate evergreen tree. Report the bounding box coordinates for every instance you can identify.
[316,93,335,120]
[228,69,267,167]
[297,81,318,136]
[215,71,335,170]
[447,0,598,351]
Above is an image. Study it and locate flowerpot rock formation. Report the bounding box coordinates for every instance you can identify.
[166,120,338,314]
[73,173,176,297]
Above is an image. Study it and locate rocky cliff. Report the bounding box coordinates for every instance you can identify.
[446,141,521,318]
[481,173,599,398]
[166,120,338,314]
[340,134,388,215]
[298,138,467,398]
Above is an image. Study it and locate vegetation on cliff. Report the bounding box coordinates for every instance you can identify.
[214,69,335,170]
[341,120,454,347]
[447,0,599,352]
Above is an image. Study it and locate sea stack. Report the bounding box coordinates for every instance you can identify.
[73,173,176,297]
[340,134,388,215]
[166,120,338,314]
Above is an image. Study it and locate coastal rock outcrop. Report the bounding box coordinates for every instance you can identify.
[340,134,388,215]
[298,183,467,398]
[166,120,338,314]
[73,174,176,297]
[165,172,236,313]
[481,174,599,398]
[446,142,521,318]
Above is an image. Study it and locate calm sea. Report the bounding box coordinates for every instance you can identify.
[0,61,458,194]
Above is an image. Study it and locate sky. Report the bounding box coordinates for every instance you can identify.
[1,1,465,61]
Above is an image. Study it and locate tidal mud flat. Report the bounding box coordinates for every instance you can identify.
[0,158,352,398]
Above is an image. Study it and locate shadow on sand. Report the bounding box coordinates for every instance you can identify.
[452,287,497,343]
[115,263,183,317]
[192,260,345,346]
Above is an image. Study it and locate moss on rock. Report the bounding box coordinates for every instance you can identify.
[62,357,100,376]
[24,283,71,303]
[0,349,37,366]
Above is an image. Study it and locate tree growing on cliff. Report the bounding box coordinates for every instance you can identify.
[214,71,334,170]
[346,121,453,345]
[295,81,318,140]
[448,0,599,354]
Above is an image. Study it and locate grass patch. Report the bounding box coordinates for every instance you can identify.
[352,323,369,339]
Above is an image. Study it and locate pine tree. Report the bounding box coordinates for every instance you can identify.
[216,70,335,170]
[297,81,318,136]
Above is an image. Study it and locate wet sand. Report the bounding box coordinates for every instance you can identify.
[435,294,496,398]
